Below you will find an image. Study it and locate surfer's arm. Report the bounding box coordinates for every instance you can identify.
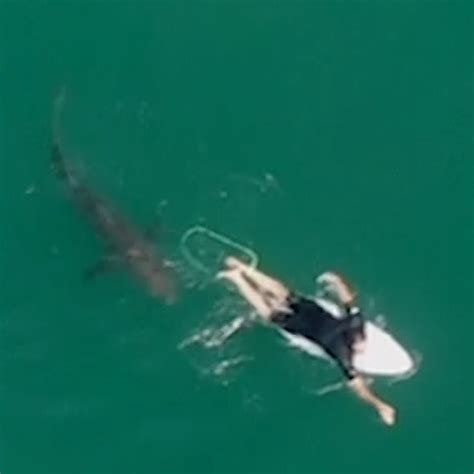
[317,272,356,305]
[349,375,396,426]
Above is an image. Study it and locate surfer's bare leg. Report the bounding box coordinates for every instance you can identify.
[224,257,289,302]
[349,376,396,426]
[217,269,273,320]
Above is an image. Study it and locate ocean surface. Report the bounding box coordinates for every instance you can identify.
[1,2,472,473]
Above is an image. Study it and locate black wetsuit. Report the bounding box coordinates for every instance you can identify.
[273,294,365,379]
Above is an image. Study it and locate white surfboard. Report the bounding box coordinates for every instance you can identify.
[280,298,414,377]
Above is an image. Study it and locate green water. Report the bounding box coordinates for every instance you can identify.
[1,2,472,473]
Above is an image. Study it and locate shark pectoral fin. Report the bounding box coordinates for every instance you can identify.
[83,255,123,280]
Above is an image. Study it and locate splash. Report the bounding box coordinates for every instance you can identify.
[207,355,253,377]
[179,315,248,350]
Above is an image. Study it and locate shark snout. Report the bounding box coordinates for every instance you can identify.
[149,271,177,304]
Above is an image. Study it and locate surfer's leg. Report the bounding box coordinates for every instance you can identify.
[217,269,273,319]
[224,257,289,301]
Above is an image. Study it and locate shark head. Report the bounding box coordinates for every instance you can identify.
[148,264,177,304]
[126,243,177,304]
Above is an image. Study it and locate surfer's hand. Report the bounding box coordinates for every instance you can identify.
[317,272,355,305]
[379,403,396,426]
[349,376,396,427]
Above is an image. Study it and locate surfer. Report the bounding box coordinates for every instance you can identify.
[217,257,396,426]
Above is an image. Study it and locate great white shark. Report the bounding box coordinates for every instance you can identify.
[51,91,177,304]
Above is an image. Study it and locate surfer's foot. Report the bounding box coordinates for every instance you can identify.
[218,257,250,284]
[216,268,242,283]
[223,256,248,271]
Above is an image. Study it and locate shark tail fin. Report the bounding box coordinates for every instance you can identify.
[52,142,67,180]
[51,87,71,183]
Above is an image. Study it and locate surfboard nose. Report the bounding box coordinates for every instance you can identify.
[396,350,415,374]
[353,323,415,376]
[380,349,414,375]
